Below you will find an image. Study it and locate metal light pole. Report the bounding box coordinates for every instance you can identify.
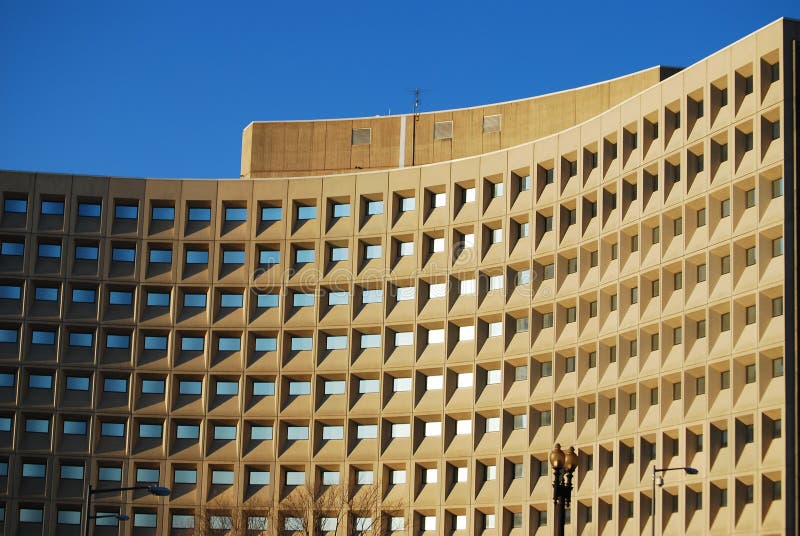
[651,466,698,536]
[83,484,170,536]
[549,443,578,536]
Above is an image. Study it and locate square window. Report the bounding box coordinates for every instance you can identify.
[492,182,504,198]
[294,248,314,264]
[400,197,415,212]
[366,200,383,215]
[772,297,783,317]
[426,375,443,390]
[484,465,497,481]
[430,237,445,253]
[721,312,731,331]
[697,264,706,282]
[674,272,683,290]
[486,416,500,432]
[771,178,784,198]
[694,376,706,395]
[488,274,504,291]
[743,131,754,151]
[396,286,415,302]
[721,255,731,274]
[424,421,441,437]
[423,515,437,531]
[745,364,756,384]
[330,203,350,219]
[566,208,577,226]
[458,325,475,341]
[567,159,580,177]
[298,205,318,220]
[184,205,210,221]
[391,469,406,483]
[225,206,247,221]
[3,199,28,214]
[745,188,756,208]
[393,331,413,347]
[397,241,414,257]
[514,365,528,381]
[720,370,731,389]
[114,204,138,219]
[325,246,347,262]
[457,372,473,388]
[459,279,476,295]
[772,357,784,378]
[424,468,438,484]
[393,377,412,391]
[651,333,659,350]
[486,369,501,385]
[745,305,756,325]
[567,257,578,274]
[260,205,281,221]
[772,237,783,257]
[427,329,445,345]
[721,198,731,217]
[745,246,757,266]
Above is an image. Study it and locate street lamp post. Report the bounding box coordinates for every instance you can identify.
[651,466,698,536]
[83,484,170,536]
[549,443,578,536]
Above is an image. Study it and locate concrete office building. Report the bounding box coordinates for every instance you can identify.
[0,17,797,536]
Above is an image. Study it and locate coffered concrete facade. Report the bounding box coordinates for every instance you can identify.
[0,17,797,536]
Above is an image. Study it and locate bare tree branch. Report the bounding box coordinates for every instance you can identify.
[189,499,274,536]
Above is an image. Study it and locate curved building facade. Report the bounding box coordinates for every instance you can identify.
[0,17,797,536]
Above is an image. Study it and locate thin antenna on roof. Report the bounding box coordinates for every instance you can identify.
[410,87,424,166]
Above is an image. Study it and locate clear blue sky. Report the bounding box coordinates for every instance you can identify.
[1,0,797,179]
